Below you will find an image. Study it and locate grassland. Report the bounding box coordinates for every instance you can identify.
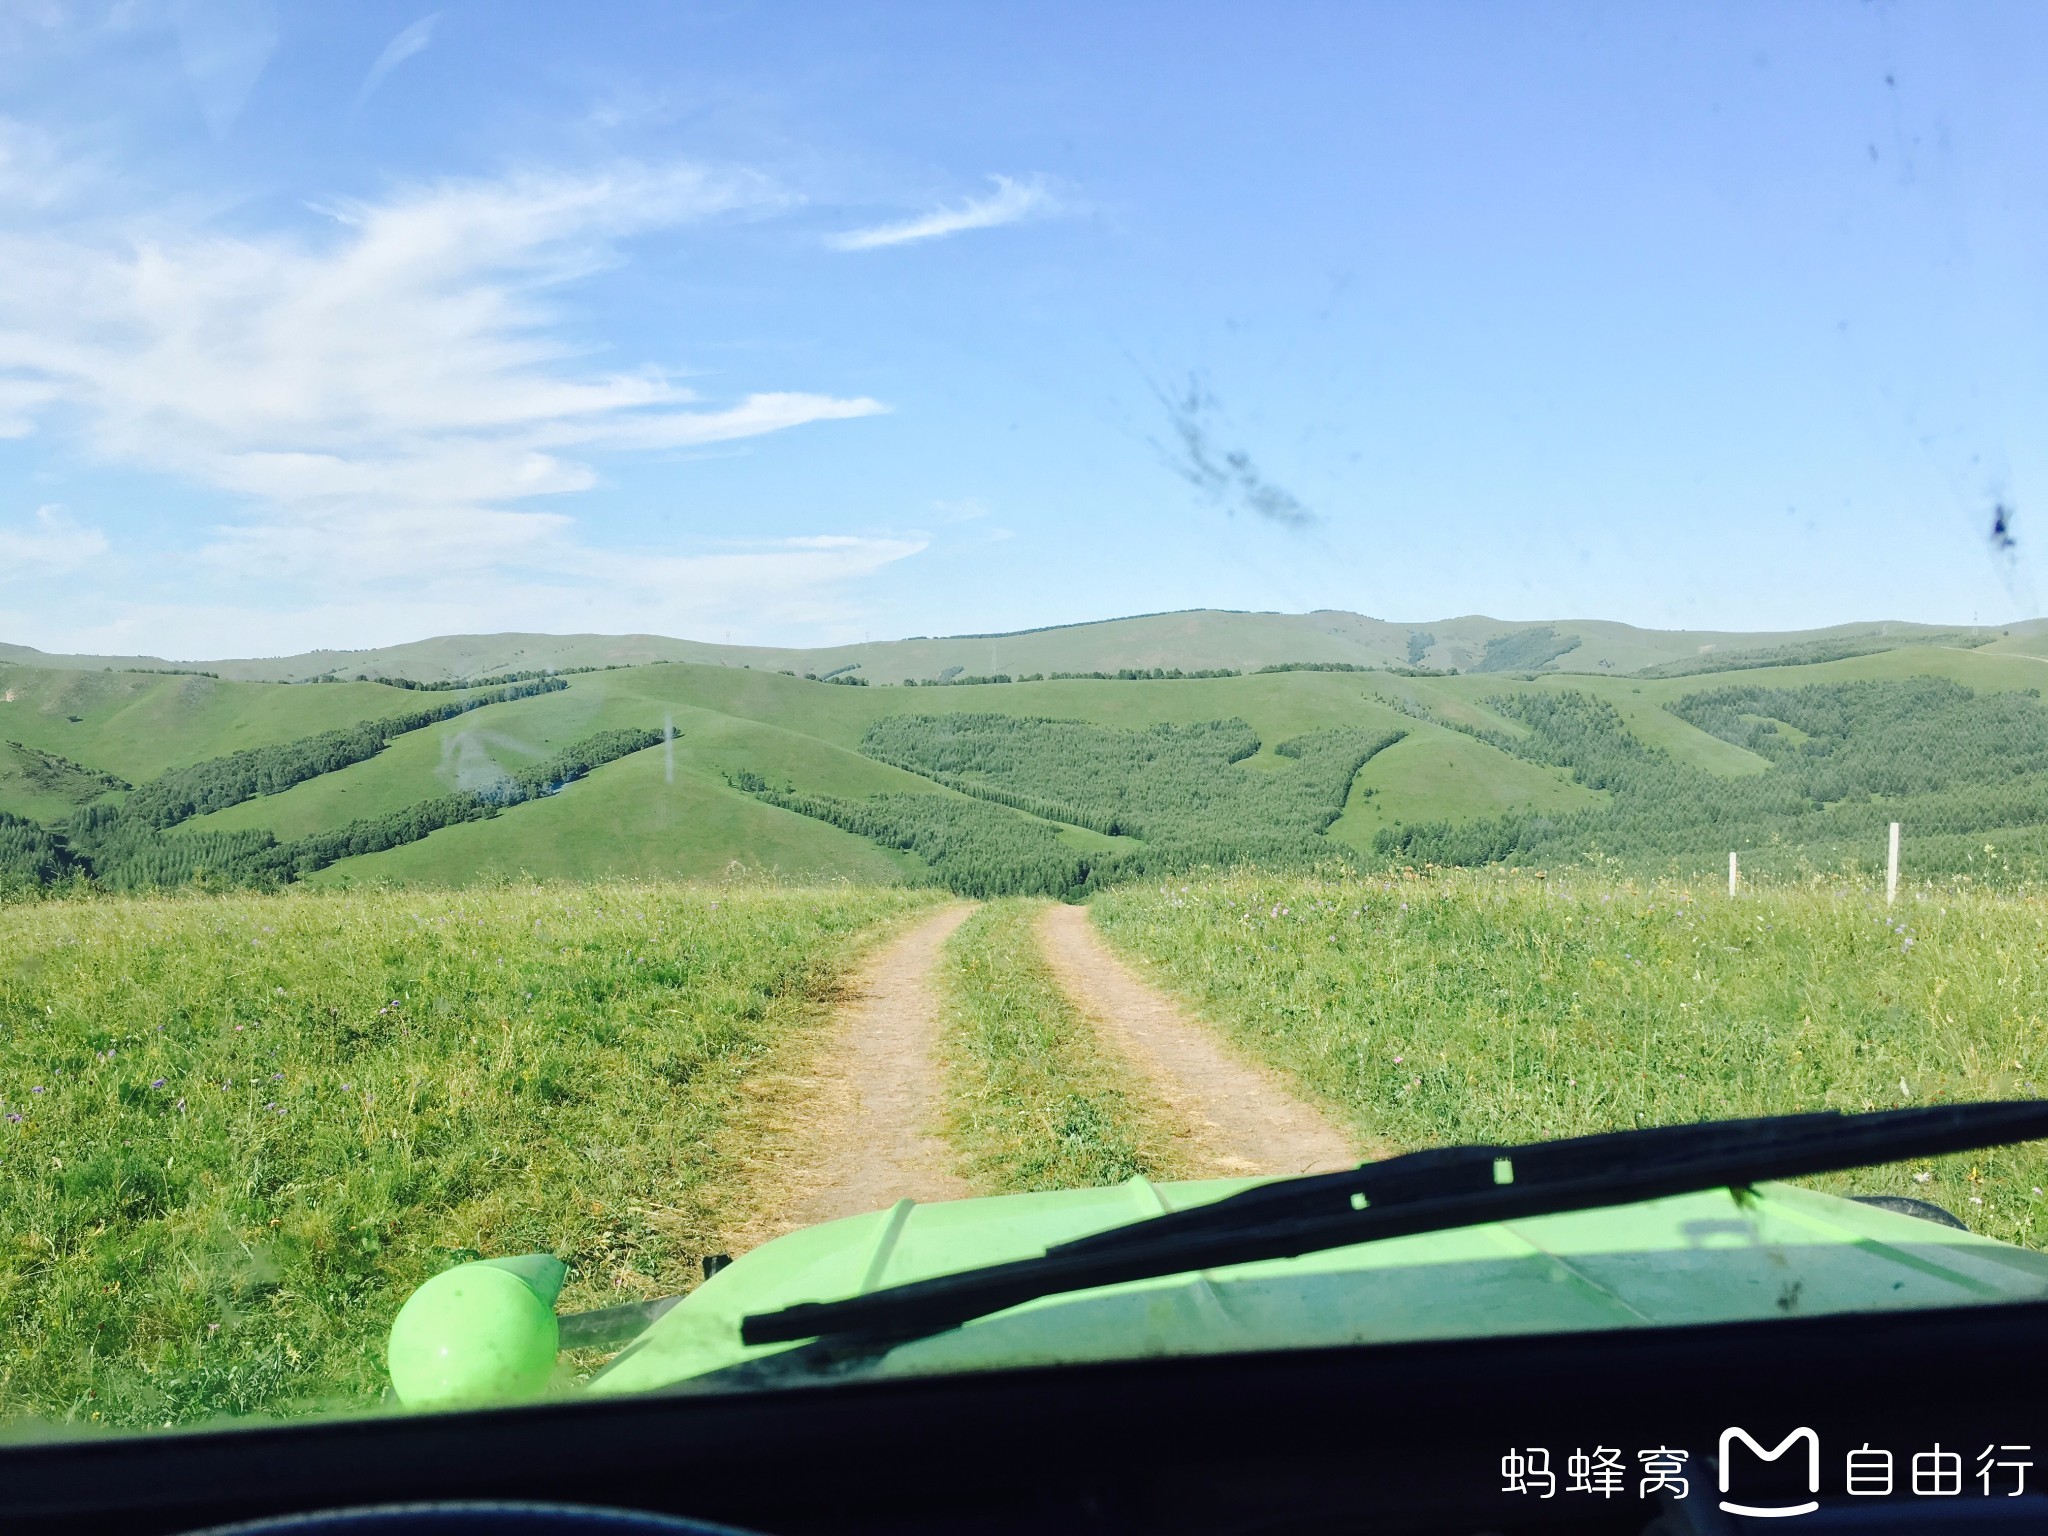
[936,900,1186,1193]
[1327,721,1598,848]
[1093,871,2048,1245]
[11,866,2048,1435]
[0,881,932,1430]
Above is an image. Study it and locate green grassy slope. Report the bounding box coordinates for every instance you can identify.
[0,667,411,821]
[15,636,2048,892]
[305,753,917,887]
[195,666,1423,835]
[1326,724,1599,850]
[288,668,1409,886]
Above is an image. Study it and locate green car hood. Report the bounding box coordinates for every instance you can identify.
[590,1176,2048,1396]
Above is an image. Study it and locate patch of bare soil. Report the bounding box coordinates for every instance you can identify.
[719,903,975,1253]
[1036,903,1358,1177]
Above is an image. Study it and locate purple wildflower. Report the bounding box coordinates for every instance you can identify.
[150,1078,166,1089]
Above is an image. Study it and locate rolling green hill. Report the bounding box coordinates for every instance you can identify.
[8,608,2041,685]
[6,616,2048,894]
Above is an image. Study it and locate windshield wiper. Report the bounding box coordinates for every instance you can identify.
[741,1100,2048,1350]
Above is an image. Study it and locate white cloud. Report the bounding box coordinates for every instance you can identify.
[356,12,438,106]
[828,174,1058,251]
[0,505,108,576]
[29,534,929,659]
[0,156,899,648]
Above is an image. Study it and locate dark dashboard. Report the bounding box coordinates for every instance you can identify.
[9,1298,2048,1535]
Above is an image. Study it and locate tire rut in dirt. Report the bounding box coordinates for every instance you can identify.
[1035,903,1357,1177]
[721,903,975,1253]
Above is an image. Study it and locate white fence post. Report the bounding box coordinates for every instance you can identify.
[1728,850,1739,898]
[1887,822,1900,906]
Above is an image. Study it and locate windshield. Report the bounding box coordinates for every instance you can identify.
[5,0,2048,1441]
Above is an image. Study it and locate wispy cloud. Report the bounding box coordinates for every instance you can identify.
[35,534,928,660]
[0,153,897,648]
[172,0,279,139]
[356,12,438,108]
[0,505,108,577]
[828,174,1057,251]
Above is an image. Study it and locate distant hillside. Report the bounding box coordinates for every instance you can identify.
[10,633,2048,894]
[5,609,2040,686]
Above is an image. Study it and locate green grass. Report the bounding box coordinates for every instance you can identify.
[937,900,1186,1193]
[1093,871,2048,1246]
[305,748,918,887]
[0,668,405,818]
[0,881,933,1431]
[1327,722,1598,848]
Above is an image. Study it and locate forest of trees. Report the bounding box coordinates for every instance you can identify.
[1473,626,1582,673]
[0,809,75,893]
[740,713,1405,897]
[1375,677,2048,881]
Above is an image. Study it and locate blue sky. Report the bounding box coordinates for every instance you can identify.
[1,2,2044,658]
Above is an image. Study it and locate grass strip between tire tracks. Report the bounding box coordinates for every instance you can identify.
[938,899,1188,1194]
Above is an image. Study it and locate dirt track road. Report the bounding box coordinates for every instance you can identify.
[1035,903,1357,1177]
[722,903,974,1250]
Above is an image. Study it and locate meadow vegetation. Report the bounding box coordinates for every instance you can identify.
[0,881,930,1430]
[1093,869,2048,1245]
[936,900,1185,1193]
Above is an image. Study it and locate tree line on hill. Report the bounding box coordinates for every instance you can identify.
[87,677,568,833]
[91,727,665,891]
[369,665,607,691]
[1375,676,2048,882]
[0,673,662,894]
[896,661,1393,687]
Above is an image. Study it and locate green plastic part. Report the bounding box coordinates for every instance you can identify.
[477,1253,568,1306]
[587,1178,2048,1396]
[387,1254,566,1410]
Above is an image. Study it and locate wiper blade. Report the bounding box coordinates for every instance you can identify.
[742,1100,2048,1349]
